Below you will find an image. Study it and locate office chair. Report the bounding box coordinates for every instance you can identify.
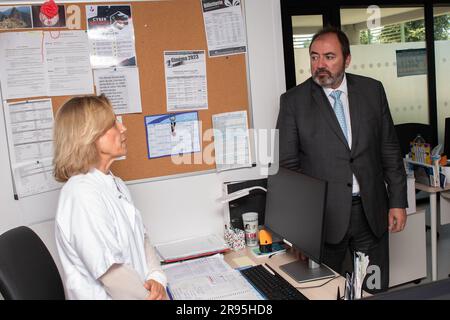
[0,226,65,300]
[394,123,433,158]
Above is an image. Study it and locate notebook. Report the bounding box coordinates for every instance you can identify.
[163,254,263,300]
[155,234,229,263]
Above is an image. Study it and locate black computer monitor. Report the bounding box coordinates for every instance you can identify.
[264,167,334,283]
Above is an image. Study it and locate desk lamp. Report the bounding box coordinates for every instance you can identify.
[218,186,267,203]
[218,186,267,250]
[218,186,267,239]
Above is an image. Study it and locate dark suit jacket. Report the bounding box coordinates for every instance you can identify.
[276,73,407,244]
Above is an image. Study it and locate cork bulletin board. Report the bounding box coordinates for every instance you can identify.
[2,0,251,182]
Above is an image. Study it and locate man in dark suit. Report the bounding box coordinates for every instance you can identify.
[276,27,407,292]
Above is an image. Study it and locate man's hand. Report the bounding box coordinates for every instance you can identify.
[144,279,167,300]
[388,208,407,233]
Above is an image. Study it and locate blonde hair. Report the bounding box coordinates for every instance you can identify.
[53,95,116,182]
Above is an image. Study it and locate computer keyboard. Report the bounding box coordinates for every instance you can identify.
[240,264,308,300]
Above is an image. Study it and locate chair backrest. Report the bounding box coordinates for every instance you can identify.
[394,123,433,157]
[0,226,65,300]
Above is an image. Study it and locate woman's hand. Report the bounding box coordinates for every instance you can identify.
[144,279,167,300]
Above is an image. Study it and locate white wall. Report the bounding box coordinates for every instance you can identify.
[0,0,286,265]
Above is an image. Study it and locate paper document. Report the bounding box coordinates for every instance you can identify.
[163,254,263,300]
[44,30,94,96]
[155,234,229,263]
[212,111,252,171]
[5,99,54,162]
[0,31,47,99]
[354,252,369,299]
[12,158,61,198]
[201,0,247,57]
[86,5,137,69]
[0,30,94,99]
[344,251,369,300]
[94,67,142,115]
[145,112,201,159]
[4,99,62,198]
[164,50,208,112]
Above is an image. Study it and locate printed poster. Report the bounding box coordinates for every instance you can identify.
[86,5,136,68]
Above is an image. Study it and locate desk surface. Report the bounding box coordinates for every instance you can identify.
[224,247,356,300]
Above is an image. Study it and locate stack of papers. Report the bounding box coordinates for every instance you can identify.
[344,251,370,300]
[155,234,229,263]
[163,254,263,300]
[354,252,370,299]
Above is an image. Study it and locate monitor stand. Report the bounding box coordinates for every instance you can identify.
[280,259,335,283]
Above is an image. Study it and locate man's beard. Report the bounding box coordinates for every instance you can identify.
[312,67,345,88]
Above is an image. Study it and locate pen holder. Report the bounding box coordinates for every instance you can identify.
[224,226,246,251]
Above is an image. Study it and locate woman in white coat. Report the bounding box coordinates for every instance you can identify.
[53,95,167,300]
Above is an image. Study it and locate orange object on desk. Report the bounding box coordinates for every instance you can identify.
[259,229,273,253]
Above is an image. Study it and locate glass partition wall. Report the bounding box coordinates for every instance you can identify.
[340,7,429,125]
[284,1,450,148]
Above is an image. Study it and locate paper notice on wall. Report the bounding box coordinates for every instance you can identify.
[144,112,201,159]
[4,99,62,198]
[0,31,47,99]
[12,158,61,199]
[164,50,208,112]
[0,30,94,99]
[212,110,252,171]
[86,5,137,69]
[44,30,94,96]
[93,67,142,114]
[201,0,247,57]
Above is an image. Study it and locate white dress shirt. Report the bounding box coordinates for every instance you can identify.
[322,74,360,195]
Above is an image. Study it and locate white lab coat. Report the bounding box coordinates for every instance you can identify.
[55,168,166,300]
